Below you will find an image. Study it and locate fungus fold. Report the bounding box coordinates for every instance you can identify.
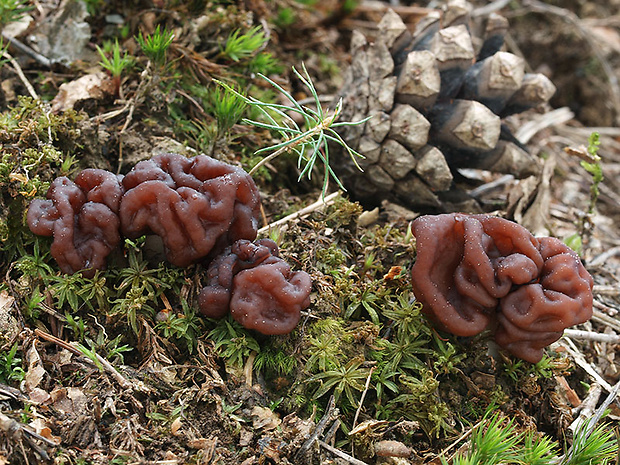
[27,169,123,277]
[27,154,312,335]
[410,213,593,362]
[199,239,311,334]
[119,153,261,266]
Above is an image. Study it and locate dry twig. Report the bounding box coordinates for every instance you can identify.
[33,329,135,391]
[563,329,620,344]
[570,383,603,434]
[295,395,338,461]
[1,51,38,100]
[515,107,575,144]
[319,440,369,465]
[258,191,340,234]
[0,411,56,462]
[560,337,614,392]
[1,32,51,67]
[352,366,375,429]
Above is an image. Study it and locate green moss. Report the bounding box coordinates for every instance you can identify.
[0,98,82,266]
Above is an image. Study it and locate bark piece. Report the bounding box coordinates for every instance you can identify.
[388,104,431,151]
[479,13,509,60]
[459,52,525,113]
[430,99,500,152]
[502,73,556,116]
[396,50,441,110]
[415,145,453,191]
[380,139,417,179]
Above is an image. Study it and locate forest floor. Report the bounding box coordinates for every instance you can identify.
[0,0,620,464]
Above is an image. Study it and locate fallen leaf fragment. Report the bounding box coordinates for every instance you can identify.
[171,416,183,436]
[25,342,46,392]
[251,406,281,431]
[28,387,51,405]
[51,72,115,112]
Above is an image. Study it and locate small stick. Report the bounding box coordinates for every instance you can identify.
[352,366,375,429]
[0,411,55,461]
[560,337,614,392]
[1,32,51,67]
[594,300,618,317]
[323,419,341,444]
[1,51,38,100]
[557,125,620,137]
[562,380,620,464]
[515,106,574,144]
[563,329,620,344]
[295,395,338,460]
[570,383,602,434]
[471,0,512,17]
[593,285,620,296]
[352,2,433,18]
[592,309,620,333]
[258,191,340,234]
[437,418,485,462]
[589,246,620,267]
[34,329,134,391]
[319,441,369,465]
[469,174,514,198]
[243,352,256,387]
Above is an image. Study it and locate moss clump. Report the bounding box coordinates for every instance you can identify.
[0,97,81,266]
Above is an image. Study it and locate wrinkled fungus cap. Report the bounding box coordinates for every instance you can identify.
[199,239,312,335]
[27,170,123,277]
[120,153,261,267]
[410,213,593,363]
[28,154,312,335]
[27,154,261,275]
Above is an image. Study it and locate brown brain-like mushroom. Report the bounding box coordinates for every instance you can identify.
[120,153,261,267]
[410,213,593,363]
[27,169,123,277]
[495,236,594,362]
[199,239,312,335]
[27,155,312,335]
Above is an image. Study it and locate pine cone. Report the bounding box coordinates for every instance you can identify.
[333,1,556,212]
